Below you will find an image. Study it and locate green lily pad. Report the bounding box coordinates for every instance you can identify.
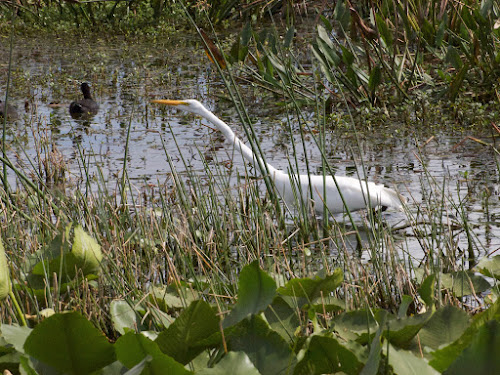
[223,261,277,328]
[71,225,103,273]
[0,235,11,299]
[24,312,115,375]
[476,255,500,280]
[197,351,261,375]
[155,300,219,365]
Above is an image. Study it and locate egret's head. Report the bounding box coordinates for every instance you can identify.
[151,99,206,117]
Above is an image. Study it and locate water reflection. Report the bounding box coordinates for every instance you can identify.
[0,35,499,261]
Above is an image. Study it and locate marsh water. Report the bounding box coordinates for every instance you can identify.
[1,34,499,261]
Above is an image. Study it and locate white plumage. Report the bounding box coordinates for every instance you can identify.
[152,99,404,214]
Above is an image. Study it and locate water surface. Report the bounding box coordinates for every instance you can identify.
[1,33,498,261]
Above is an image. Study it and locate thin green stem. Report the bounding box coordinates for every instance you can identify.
[8,290,27,327]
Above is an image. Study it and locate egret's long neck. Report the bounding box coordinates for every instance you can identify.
[202,109,280,176]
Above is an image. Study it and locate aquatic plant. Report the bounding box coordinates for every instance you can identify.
[1,261,499,373]
[0,84,497,371]
[222,0,500,107]
[0,1,499,373]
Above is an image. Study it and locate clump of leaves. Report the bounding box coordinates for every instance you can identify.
[17,224,103,306]
[226,1,500,109]
[1,261,499,374]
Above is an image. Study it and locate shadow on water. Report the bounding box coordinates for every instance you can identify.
[0,34,498,262]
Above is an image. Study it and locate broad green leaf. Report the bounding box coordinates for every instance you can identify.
[71,225,102,273]
[333,0,350,30]
[0,354,17,369]
[383,310,433,347]
[476,255,500,280]
[1,324,32,353]
[360,323,384,375]
[31,252,94,281]
[116,332,190,374]
[306,297,345,314]
[435,20,446,47]
[155,300,219,364]
[333,309,379,342]
[278,268,343,303]
[31,225,101,280]
[316,26,341,67]
[97,360,128,375]
[24,312,115,375]
[241,22,252,47]
[368,65,382,93]
[229,38,241,64]
[266,52,287,76]
[339,45,355,66]
[351,64,369,84]
[294,335,363,375]
[445,46,463,70]
[445,320,500,374]
[416,305,469,351]
[397,295,413,318]
[227,315,295,375]
[429,298,500,371]
[448,63,468,102]
[110,300,138,335]
[311,44,335,83]
[419,274,436,307]
[29,228,71,276]
[124,355,152,375]
[440,270,490,297]
[30,251,68,277]
[238,46,249,63]
[150,283,199,312]
[264,296,300,341]
[284,26,295,49]
[421,18,437,45]
[320,15,333,31]
[19,355,39,375]
[189,351,211,372]
[150,286,184,310]
[0,352,21,375]
[223,261,276,328]
[121,354,192,375]
[317,24,334,50]
[385,343,439,375]
[376,14,393,48]
[479,0,494,19]
[0,235,11,299]
[334,309,431,346]
[116,332,161,368]
[197,351,260,375]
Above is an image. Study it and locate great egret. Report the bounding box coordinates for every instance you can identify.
[69,82,99,118]
[152,99,404,214]
[0,100,18,120]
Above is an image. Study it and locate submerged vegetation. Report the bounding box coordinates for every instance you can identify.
[0,0,500,374]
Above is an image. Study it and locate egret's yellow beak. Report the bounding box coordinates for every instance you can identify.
[151,99,187,106]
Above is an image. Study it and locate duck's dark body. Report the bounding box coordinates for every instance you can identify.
[69,83,99,118]
[0,100,18,120]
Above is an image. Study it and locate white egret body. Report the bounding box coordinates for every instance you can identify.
[152,99,404,214]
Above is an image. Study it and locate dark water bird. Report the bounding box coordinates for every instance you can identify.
[152,99,405,214]
[69,82,99,119]
[0,100,18,120]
